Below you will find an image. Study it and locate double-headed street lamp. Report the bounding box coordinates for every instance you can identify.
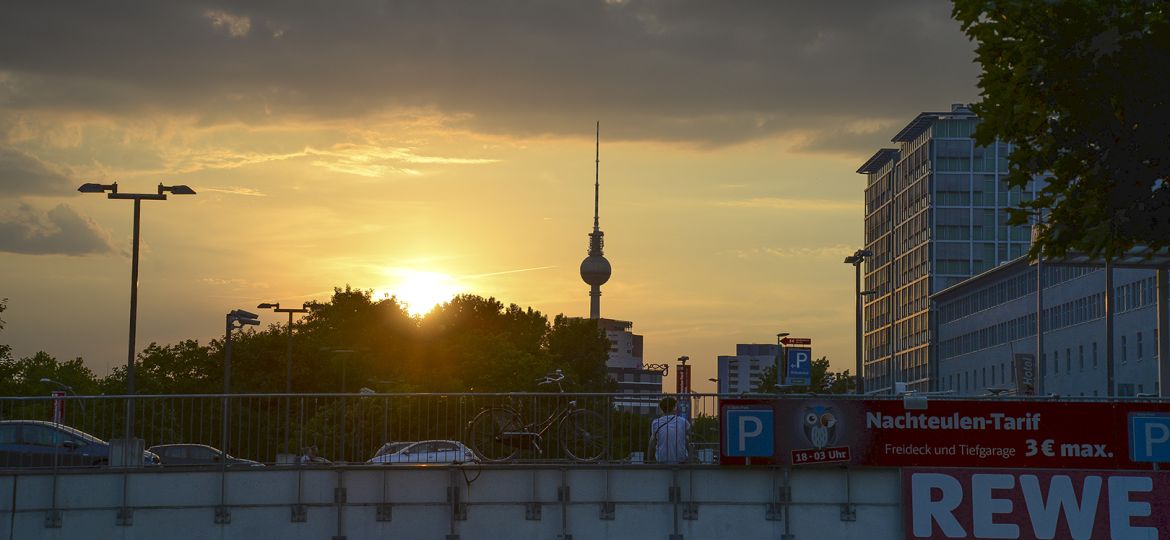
[258,301,311,456]
[257,302,311,394]
[844,249,874,395]
[79,181,195,456]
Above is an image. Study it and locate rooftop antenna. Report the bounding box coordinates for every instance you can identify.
[580,121,612,319]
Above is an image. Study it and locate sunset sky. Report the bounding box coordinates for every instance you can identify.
[0,1,978,390]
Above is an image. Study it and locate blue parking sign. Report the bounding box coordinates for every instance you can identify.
[724,409,773,457]
[1129,413,1170,463]
[786,348,812,385]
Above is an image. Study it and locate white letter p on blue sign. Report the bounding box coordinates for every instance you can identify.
[725,409,773,457]
[1129,414,1170,462]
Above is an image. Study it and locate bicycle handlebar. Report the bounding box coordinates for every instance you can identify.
[536,369,565,385]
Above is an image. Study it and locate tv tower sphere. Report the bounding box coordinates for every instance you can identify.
[580,251,611,286]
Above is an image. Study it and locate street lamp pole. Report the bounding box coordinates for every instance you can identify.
[324,348,357,462]
[222,309,259,462]
[257,302,312,394]
[79,181,195,460]
[775,332,790,391]
[844,249,874,395]
[259,301,311,456]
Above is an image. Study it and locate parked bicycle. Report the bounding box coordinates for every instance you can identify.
[466,370,607,462]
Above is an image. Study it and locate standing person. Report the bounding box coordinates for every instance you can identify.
[649,396,691,464]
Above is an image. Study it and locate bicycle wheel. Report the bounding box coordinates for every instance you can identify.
[467,408,523,462]
[559,409,607,462]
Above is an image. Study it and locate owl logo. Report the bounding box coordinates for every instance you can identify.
[802,406,837,449]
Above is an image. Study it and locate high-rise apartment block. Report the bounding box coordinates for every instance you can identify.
[856,104,1042,392]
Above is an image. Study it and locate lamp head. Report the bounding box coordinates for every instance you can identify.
[159,184,196,195]
[257,302,279,309]
[78,182,116,194]
[229,309,260,321]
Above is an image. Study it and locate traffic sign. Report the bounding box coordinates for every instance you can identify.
[724,408,774,457]
[780,337,812,346]
[1129,413,1170,463]
[786,348,812,385]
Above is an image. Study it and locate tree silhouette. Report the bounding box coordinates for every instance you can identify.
[953,0,1170,258]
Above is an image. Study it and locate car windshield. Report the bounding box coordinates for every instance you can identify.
[375,442,413,457]
[40,423,104,445]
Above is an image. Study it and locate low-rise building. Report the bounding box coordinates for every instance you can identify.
[934,257,1161,397]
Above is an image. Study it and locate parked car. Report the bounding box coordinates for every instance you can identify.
[366,440,479,464]
[147,444,263,467]
[0,420,160,468]
[372,441,414,459]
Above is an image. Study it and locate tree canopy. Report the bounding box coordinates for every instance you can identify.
[0,288,614,396]
[953,0,1170,259]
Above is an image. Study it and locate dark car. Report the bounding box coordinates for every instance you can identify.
[148,444,263,467]
[0,420,160,468]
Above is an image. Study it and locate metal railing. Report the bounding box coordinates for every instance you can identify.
[0,393,724,468]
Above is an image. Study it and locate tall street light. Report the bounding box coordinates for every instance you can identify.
[257,302,312,394]
[775,332,790,391]
[258,301,311,456]
[222,309,259,462]
[844,249,873,395]
[323,348,358,462]
[79,181,195,458]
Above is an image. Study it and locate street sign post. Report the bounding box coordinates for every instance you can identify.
[780,337,812,346]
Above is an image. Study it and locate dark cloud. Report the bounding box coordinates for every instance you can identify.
[0,147,74,196]
[0,203,117,255]
[0,1,977,148]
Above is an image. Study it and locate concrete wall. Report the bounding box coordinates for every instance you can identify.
[1,465,904,540]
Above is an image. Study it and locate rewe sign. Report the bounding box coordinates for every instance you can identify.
[904,468,1170,539]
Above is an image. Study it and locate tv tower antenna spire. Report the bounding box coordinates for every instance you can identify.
[580,121,611,320]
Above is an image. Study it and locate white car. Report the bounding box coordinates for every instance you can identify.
[366,440,479,464]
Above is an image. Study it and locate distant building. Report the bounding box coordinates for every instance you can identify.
[857,104,1044,393]
[934,258,1160,397]
[716,344,782,394]
[600,318,643,369]
[574,318,661,415]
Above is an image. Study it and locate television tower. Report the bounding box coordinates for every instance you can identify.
[580,122,611,320]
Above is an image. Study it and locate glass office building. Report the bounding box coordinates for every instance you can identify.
[855,104,1041,392]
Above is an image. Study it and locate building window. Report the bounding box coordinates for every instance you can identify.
[1079,345,1084,372]
[1137,332,1143,360]
[1122,335,1128,364]
[1093,342,1098,367]
[1053,350,1059,374]
[1066,348,1071,373]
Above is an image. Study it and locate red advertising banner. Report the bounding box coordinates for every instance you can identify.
[719,397,1170,469]
[51,390,65,424]
[903,468,1170,540]
[676,364,691,394]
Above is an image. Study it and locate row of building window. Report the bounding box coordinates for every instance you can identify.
[937,266,1102,325]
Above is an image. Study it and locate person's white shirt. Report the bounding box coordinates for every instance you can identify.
[650,413,691,464]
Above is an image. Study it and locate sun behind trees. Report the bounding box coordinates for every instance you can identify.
[0,287,616,396]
